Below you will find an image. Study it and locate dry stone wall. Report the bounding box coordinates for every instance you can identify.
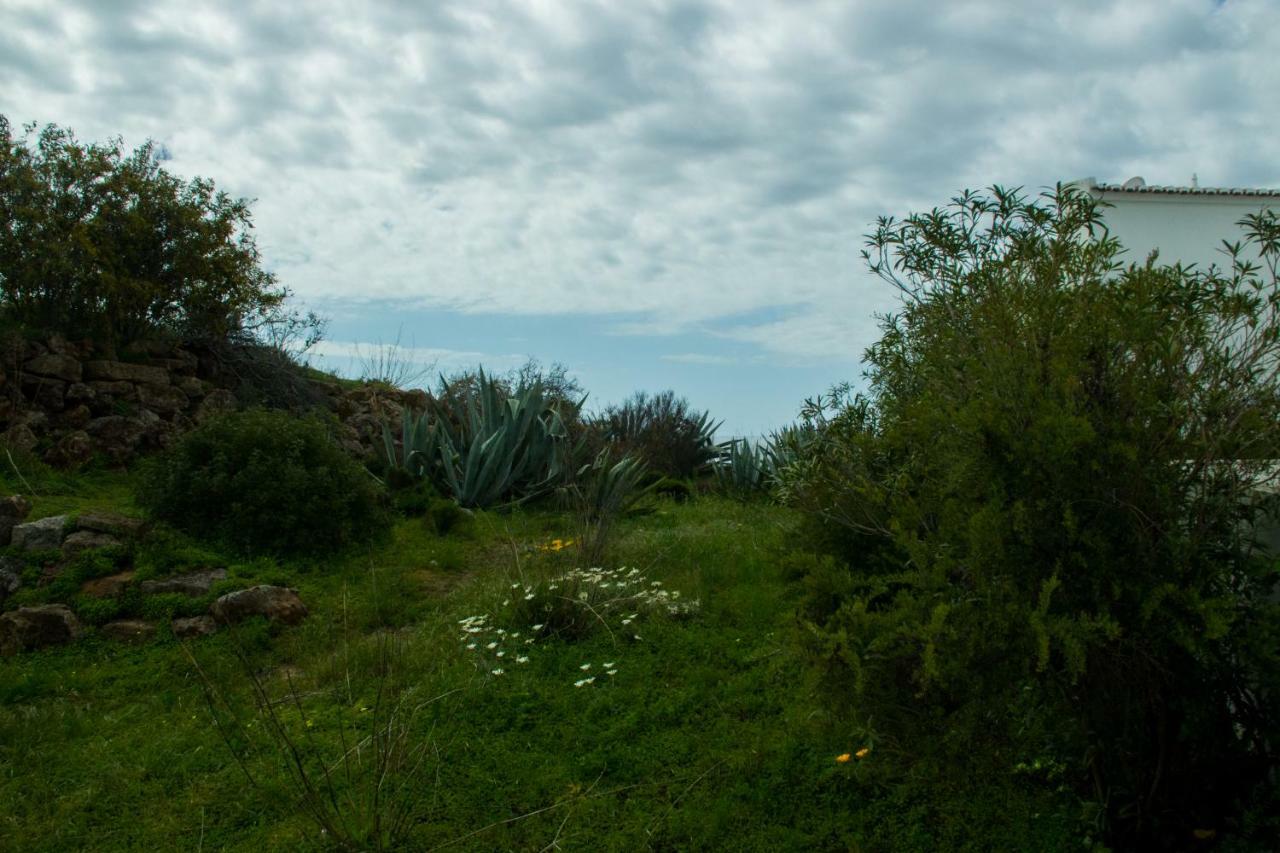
[0,334,424,467]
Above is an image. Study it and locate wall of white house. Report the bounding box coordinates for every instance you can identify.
[1089,193,1274,272]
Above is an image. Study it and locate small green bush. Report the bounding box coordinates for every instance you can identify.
[137,409,391,557]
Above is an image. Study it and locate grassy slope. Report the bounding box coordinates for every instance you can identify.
[0,466,875,851]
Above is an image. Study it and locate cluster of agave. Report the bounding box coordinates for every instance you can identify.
[381,369,582,508]
[455,567,697,685]
[714,424,815,492]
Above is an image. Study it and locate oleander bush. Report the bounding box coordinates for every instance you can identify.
[138,409,391,557]
[782,185,1280,848]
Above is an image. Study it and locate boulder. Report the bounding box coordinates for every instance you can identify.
[100,619,156,644]
[80,570,135,598]
[45,430,93,469]
[62,530,122,558]
[195,389,237,423]
[175,375,206,397]
[210,585,308,626]
[403,388,429,411]
[11,515,68,551]
[0,556,23,601]
[148,353,199,375]
[85,416,146,462]
[87,380,136,398]
[84,360,169,386]
[24,352,82,383]
[64,382,96,403]
[75,510,144,539]
[58,404,92,430]
[137,383,188,415]
[172,615,218,639]
[28,379,66,412]
[0,604,82,655]
[18,409,49,432]
[0,495,33,545]
[140,567,226,597]
[4,423,39,454]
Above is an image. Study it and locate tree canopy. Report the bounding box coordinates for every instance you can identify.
[0,116,287,348]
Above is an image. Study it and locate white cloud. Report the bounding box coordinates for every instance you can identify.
[2,0,1277,367]
[660,352,746,366]
[308,339,527,378]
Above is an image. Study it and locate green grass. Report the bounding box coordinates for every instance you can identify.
[0,464,887,851]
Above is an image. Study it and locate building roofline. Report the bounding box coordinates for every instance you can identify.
[1072,176,1280,199]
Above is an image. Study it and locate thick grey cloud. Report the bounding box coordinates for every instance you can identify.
[2,0,1277,363]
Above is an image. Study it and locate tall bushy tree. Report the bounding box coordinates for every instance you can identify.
[0,116,289,347]
[784,186,1280,847]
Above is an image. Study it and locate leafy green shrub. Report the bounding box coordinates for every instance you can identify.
[784,186,1280,847]
[589,390,720,479]
[423,496,470,536]
[131,525,224,580]
[0,116,299,348]
[137,409,391,557]
[69,595,121,627]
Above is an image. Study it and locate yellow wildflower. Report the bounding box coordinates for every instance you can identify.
[855,747,870,759]
[835,753,851,763]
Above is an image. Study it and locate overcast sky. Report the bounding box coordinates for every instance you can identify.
[3,0,1278,435]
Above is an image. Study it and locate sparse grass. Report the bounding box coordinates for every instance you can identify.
[1,465,885,850]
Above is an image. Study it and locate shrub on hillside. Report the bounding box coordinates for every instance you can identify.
[138,409,390,557]
[0,116,316,349]
[782,186,1280,847]
[589,390,720,480]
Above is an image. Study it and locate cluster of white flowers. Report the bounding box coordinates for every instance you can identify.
[551,566,700,619]
[573,661,619,688]
[456,567,696,686]
[456,612,536,676]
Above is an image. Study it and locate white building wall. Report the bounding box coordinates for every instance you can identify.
[1095,194,1274,272]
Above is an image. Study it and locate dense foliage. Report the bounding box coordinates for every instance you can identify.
[589,390,720,480]
[139,409,390,557]
[0,116,292,348]
[782,186,1280,847]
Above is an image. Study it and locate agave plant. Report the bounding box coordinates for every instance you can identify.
[380,406,437,483]
[715,438,771,492]
[565,448,653,565]
[715,426,817,494]
[430,369,581,508]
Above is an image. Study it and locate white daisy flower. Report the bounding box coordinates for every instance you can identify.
[579,663,592,671]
